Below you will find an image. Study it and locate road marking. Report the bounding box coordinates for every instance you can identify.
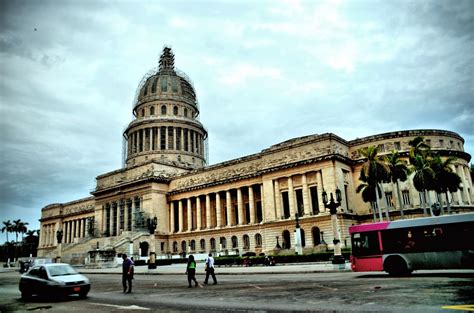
[249,284,262,289]
[90,303,150,310]
[442,305,474,311]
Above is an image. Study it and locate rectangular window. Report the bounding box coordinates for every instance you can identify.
[281,191,290,219]
[439,139,444,148]
[184,129,189,151]
[394,142,401,150]
[402,190,411,205]
[160,127,166,150]
[378,144,385,152]
[419,192,426,205]
[309,186,319,214]
[168,127,174,150]
[425,139,431,147]
[295,189,304,216]
[176,127,181,150]
[385,192,394,208]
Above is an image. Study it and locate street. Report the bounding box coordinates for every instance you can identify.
[0,270,473,312]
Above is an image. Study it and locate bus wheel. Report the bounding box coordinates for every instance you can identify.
[384,256,412,276]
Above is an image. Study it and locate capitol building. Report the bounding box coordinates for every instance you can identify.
[37,48,473,265]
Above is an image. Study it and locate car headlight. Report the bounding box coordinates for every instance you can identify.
[50,279,66,286]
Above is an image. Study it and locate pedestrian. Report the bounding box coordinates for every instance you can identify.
[122,253,134,293]
[185,255,198,288]
[203,253,217,285]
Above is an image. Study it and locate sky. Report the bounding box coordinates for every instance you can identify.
[0,0,473,243]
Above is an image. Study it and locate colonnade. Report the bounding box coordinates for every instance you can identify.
[103,197,141,237]
[170,184,263,233]
[127,126,204,157]
[61,217,93,244]
[273,171,325,220]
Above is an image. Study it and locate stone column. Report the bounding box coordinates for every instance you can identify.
[274,179,282,219]
[124,201,129,233]
[216,192,222,228]
[317,170,325,213]
[226,190,232,226]
[249,186,255,224]
[78,219,82,239]
[288,177,296,218]
[141,129,145,152]
[131,200,136,232]
[150,127,154,151]
[302,173,311,216]
[165,126,169,150]
[205,194,211,229]
[237,188,244,225]
[260,184,266,222]
[196,196,202,230]
[187,198,192,231]
[116,202,120,236]
[178,200,183,232]
[170,201,175,233]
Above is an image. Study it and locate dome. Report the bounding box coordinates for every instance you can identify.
[134,47,198,112]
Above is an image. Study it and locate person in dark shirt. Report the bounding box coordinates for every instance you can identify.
[122,254,134,293]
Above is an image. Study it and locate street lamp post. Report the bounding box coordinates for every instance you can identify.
[294,213,303,255]
[147,216,158,269]
[56,229,63,263]
[322,188,345,265]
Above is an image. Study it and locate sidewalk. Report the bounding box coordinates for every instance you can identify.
[77,262,352,275]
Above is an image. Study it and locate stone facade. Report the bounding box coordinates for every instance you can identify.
[37,48,474,265]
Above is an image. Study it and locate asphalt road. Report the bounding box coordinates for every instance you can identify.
[0,270,473,312]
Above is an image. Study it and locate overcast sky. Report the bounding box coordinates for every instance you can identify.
[1,0,473,243]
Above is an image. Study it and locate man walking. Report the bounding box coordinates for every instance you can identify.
[122,254,134,293]
[203,253,217,285]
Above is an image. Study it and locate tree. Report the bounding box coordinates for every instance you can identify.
[12,219,28,243]
[384,150,410,218]
[356,169,379,222]
[411,154,436,216]
[1,220,13,243]
[358,146,390,221]
[431,155,461,214]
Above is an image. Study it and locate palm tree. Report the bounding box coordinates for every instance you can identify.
[1,220,13,243]
[356,169,378,221]
[384,150,409,218]
[411,154,436,216]
[358,146,390,221]
[12,219,28,243]
[431,155,461,214]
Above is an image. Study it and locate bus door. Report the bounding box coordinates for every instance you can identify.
[351,231,383,272]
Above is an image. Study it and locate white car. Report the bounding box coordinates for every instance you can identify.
[19,263,91,299]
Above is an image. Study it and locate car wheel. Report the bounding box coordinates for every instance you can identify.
[79,291,88,299]
[384,256,412,276]
[21,291,31,300]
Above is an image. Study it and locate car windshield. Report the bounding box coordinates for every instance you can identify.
[48,265,78,276]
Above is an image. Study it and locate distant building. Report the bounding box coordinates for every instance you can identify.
[37,48,473,264]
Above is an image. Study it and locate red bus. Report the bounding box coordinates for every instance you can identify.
[349,213,474,275]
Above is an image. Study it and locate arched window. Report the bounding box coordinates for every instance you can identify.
[200,239,206,251]
[173,106,178,115]
[255,233,262,247]
[210,238,216,250]
[173,241,178,253]
[243,235,250,250]
[184,108,188,117]
[301,229,306,247]
[312,227,321,246]
[181,240,187,252]
[150,106,155,116]
[282,230,291,249]
[161,105,167,115]
[140,242,149,257]
[231,236,238,249]
[190,240,196,251]
[141,109,145,117]
[220,237,227,249]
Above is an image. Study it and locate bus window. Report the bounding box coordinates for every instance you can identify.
[352,231,381,256]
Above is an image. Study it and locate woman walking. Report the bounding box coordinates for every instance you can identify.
[186,255,199,288]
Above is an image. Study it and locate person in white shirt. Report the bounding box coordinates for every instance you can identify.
[203,253,217,285]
